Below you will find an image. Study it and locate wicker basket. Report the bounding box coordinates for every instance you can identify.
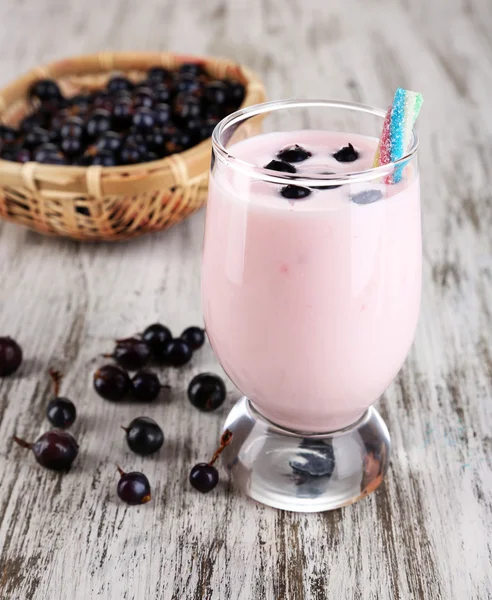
[0,52,266,241]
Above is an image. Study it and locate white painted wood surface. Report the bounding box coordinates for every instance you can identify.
[0,1,491,599]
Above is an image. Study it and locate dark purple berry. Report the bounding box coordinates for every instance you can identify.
[20,114,48,134]
[142,323,172,356]
[166,130,193,154]
[350,190,383,205]
[132,107,155,132]
[174,94,201,122]
[131,370,162,402]
[111,98,134,130]
[33,143,60,162]
[91,90,113,112]
[117,467,151,505]
[189,463,219,493]
[178,63,205,77]
[61,136,84,158]
[34,144,67,165]
[113,89,132,101]
[280,185,312,200]
[85,109,111,140]
[203,103,226,121]
[96,131,122,153]
[107,75,133,94]
[47,398,77,429]
[133,87,155,109]
[153,103,171,126]
[159,338,192,367]
[175,75,201,95]
[111,338,151,371]
[61,117,84,139]
[14,148,31,163]
[123,417,164,456]
[13,430,78,471]
[277,144,311,163]
[24,127,51,150]
[94,364,131,401]
[153,84,173,104]
[49,109,71,135]
[145,130,168,155]
[38,97,66,115]
[125,132,147,153]
[333,143,359,162]
[147,66,173,85]
[0,337,22,376]
[204,81,228,105]
[29,79,62,103]
[69,94,92,113]
[227,81,245,106]
[181,326,205,350]
[119,141,143,165]
[91,150,117,167]
[188,373,226,412]
[264,160,296,173]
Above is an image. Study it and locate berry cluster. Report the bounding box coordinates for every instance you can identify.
[0,64,245,166]
[2,324,229,504]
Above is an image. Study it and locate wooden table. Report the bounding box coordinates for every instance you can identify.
[0,1,491,598]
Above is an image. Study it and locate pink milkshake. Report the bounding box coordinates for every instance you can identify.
[203,129,421,433]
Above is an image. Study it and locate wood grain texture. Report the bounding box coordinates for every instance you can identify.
[0,0,491,599]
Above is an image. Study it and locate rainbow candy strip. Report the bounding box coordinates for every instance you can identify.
[373,87,423,183]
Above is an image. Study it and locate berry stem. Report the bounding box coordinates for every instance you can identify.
[116,465,125,477]
[13,436,32,449]
[102,353,113,359]
[48,369,63,397]
[208,429,233,466]
[121,426,129,433]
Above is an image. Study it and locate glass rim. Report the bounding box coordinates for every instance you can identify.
[212,98,420,186]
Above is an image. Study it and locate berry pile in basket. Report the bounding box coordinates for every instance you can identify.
[0,63,245,166]
[3,322,230,505]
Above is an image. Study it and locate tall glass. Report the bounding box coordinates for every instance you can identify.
[202,100,421,512]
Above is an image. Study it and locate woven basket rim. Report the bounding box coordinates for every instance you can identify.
[0,51,266,178]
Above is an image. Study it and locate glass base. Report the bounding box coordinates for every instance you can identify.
[221,397,390,512]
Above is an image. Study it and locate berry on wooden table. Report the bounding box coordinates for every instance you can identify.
[189,430,233,493]
[142,323,172,356]
[131,370,162,402]
[187,373,226,412]
[13,430,79,471]
[116,467,151,505]
[108,338,151,371]
[180,326,205,350]
[46,369,77,428]
[93,364,131,401]
[122,417,164,456]
[159,338,192,367]
[0,337,22,377]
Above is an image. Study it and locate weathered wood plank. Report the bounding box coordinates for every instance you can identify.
[0,0,491,599]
